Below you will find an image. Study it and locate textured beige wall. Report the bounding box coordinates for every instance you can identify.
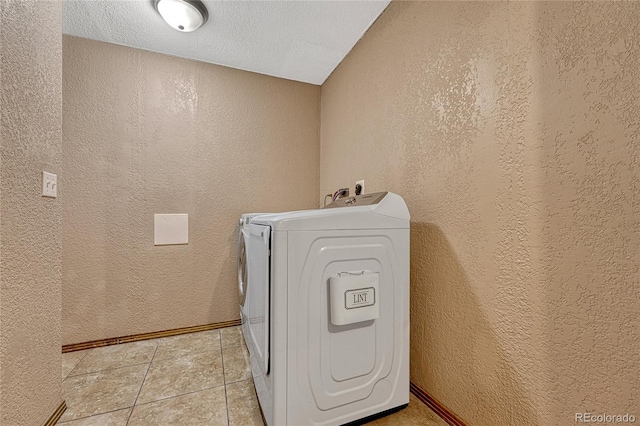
[0,0,63,424]
[62,36,320,345]
[320,2,639,424]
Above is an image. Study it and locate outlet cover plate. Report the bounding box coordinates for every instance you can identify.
[42,171,57,198]
[356,179,365,195]
[154,214,189,245]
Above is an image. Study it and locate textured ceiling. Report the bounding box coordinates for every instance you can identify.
[63,0,390,85]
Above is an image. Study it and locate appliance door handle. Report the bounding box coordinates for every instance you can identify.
[238,236,248,306]
[263,226,271,375]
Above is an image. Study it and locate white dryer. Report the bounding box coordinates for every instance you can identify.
[238,213,268,350]
[246,192,410,426]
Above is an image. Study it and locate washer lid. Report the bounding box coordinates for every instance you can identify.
[252,192,409,231]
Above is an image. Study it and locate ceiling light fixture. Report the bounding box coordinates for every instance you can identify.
[154,0,209,33]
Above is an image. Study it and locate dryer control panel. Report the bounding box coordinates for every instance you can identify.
[323,192,388,209]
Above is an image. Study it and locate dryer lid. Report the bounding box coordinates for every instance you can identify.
[252,192,409,231]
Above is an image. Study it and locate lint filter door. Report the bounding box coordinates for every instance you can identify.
[330,271,380,326]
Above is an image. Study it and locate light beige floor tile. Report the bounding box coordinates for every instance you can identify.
[137,351,224,404]
[220,326,243,348]
[153,330,220,361]
[226,379,264,426]
[222,345,251,384]
[367,394,448,426]
[70,340,157,376]
[128,387,227,426]
[61,364,148,422]
[62,350,89,378]
[58,408,131,425]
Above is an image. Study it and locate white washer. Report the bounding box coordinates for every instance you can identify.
[246,192,410,426]
[238,213,268,350]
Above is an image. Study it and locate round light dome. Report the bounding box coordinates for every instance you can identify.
[154,0,208,33]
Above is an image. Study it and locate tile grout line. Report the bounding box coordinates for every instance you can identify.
[220,330,232,426]
[57,406,132,424]
[66,361,153,379]
[64,348,91,379]
[131,383,227,407]
[125,343,158,426]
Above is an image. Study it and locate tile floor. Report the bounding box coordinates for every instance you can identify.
[60,326,446,425]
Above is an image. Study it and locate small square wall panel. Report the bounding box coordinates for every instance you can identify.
[154,214,188,246]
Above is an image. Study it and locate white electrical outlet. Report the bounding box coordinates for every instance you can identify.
[356,179,365,195]
[42,171,57,198]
